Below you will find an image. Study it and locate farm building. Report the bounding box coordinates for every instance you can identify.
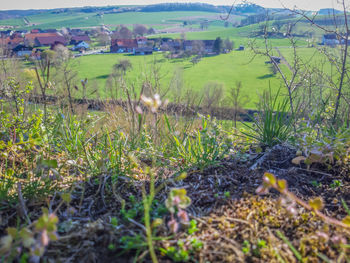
[25,33,64,46]
[70,35,91,45]
[134,47,153,55]
[183,40,215,54]
[73,41,90,51]
[202,40,215,53]
[110,39,138,53]
[0,35,24,49]
[34,35,66,47]
[136,36,148,47]
[322,34,340,46]
[160,39,182,52]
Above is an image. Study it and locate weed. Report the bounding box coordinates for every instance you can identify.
[172,117,225,170]
[242,88,293,147]
[330,180,342,189]
[0,207,59,262]
[242,240,250,254]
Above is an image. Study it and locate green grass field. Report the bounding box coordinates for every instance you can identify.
[73,47,327,109]
[1,7,332,110]
[152,24,311,47]
[0,11,231,30]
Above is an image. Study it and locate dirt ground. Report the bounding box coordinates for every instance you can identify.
[1,144,349,262]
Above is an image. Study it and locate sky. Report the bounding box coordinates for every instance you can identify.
[0,0,344,11]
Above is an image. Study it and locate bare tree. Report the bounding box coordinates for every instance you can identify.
[192,40,205,56]
[191,56,201,66]
[170,67,184,104]
[228,81,249,128]
[114,26,133,39]
[133,24,148,37]
[147,27,156,35]
[202,81,224,115]
[224,38,234,52]
[33,49,55,121]
[114,59,132,77]
[279,0,350,126]
[97,32,111,46]
[53,45,78,114]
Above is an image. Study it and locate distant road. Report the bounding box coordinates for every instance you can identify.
[74,48,108,57]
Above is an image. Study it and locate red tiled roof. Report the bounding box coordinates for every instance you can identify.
[25,33,61,41]
[111,39,138,48]
[0,36,24,47]
[35,36,66,46]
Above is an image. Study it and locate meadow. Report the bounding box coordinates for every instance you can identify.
[74,46,327,109]
[0,11,233,30]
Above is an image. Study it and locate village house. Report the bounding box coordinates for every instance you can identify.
[12,44,32,57]
[45,29,58,33]
[160,39,182,52]
[0,35,24,49]
[34,35,67,47]
[183,40,215,54]
[136,36,148,47]
[24,32,64,46]
[30,29,40,33]
[134,47,153,55]
[202,40,215,53]
[110,39,138,53]
[73,41,90,52]
[70,28,84,35]
[70,35,91,45]
[183,40,194,51]
[322,34,340,46]
[0,30,12,37]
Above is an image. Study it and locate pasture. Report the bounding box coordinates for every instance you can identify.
[74,47,327,109]
[0,11,237,30]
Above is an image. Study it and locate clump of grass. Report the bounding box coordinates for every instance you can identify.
[242,88,293,147]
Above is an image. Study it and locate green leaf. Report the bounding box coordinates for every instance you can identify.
[61,193,71,203]
[48,232,58,241]
[7,227,17,238]
[41,159,58,169]
[110,217,118,227]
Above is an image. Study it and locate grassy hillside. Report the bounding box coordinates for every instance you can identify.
[152,25,310,46]
[0,11,232,29]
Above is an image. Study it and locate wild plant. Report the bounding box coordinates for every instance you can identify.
[292,116,350,169]
[257,172,350,230]
[242,88,293,147]
[171,117,225,170]
[47,112,99,158]
[0,207,59,262]
[160,189,203,262]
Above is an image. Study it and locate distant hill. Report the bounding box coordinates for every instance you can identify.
[140,3,225,13]
[0,9,47,20]
[232,3,266,14]
[0,6,122,20]
[318,8,342,15]
[0,2,267,21]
